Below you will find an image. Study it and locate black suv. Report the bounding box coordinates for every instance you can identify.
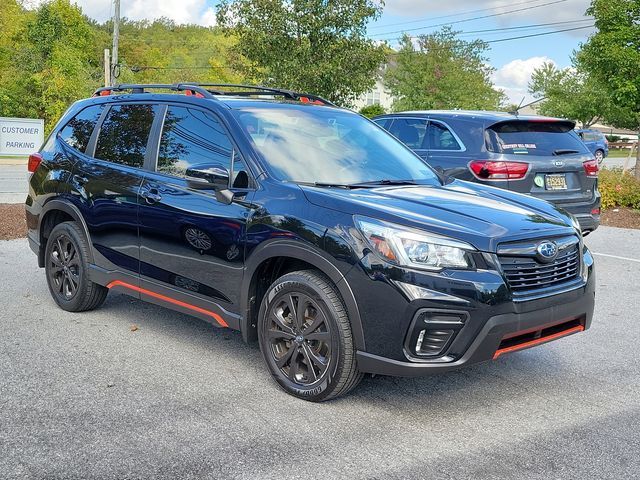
[26,84,595,401]
[374,111,601,234]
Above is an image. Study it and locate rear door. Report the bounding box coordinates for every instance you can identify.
[485,120,596,205]
[425,119,472,179]
[384,117,429,160]
[71,102,160,285]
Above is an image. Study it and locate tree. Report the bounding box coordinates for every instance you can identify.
[359,103,385,118]
[528,61,612,128]
[216,0,386,106]
[384,28,505,112]
[1,0,99,130]
[578,0,640,177]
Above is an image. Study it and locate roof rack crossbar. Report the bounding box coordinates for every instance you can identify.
[93,84,216,99]
[181,83,335,106]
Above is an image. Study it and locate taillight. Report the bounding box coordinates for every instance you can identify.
[28,153,43,173]
[469,160,529,180]
[583,159,599,177]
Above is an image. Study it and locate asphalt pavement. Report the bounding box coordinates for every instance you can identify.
[0,227,639,479]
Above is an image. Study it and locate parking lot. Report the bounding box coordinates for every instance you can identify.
[1,226,639,479]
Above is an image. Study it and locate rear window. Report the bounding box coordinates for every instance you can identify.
[486,121,588,156]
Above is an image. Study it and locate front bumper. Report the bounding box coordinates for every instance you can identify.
[357,281,594,376]
[349,246,596,377]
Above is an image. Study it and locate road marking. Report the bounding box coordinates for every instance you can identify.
[592,252,640,263]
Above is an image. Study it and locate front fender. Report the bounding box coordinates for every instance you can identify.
[240,239,365,350]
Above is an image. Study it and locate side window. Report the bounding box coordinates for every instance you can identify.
[373,118,390,129]
[388,118,427,149]
[157,106,234,179]
[231,155,251,189]
[95,104,157,168]
[428,122,462,151]
[58,105,104,153]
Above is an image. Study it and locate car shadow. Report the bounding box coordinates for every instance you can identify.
[99,292,574,408]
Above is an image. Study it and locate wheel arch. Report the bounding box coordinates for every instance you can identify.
[38,199,93,267]
[240,241,365,351]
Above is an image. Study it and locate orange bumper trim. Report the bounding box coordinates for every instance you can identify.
[493,325,584,359]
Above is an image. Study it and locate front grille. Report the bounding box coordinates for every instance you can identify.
[499,243,580,294]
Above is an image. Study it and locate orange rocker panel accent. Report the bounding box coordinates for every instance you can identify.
[106,280,228,328]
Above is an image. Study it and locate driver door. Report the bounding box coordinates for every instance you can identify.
[137,104,254,328]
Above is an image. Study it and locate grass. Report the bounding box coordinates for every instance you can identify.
[607,149,637,158]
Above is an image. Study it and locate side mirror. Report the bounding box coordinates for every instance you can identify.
[185,163,230,191]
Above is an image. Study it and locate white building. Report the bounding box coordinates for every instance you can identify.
[352,79,395,112]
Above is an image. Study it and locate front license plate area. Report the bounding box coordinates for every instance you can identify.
[545,174,567,190]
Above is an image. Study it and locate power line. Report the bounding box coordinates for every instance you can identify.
[376,18,593,41]
[368,0,569,38]
[485,24,594,43]
[367,0,553,31]
[388,24,595,55]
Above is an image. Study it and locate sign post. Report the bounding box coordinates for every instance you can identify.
[0,117,45,156]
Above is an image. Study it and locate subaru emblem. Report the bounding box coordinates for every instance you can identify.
[536,241,558,263]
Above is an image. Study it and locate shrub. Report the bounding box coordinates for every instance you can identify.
[359,103,386,118]
[605,134,621,143]
[599,168,640,209]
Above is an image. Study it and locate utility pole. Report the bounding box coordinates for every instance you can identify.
[111,0,120,86]
[104,49,111,87]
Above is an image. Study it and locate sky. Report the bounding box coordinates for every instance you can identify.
[47,0,595,105]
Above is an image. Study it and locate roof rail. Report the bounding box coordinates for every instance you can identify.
[92,84,215,99]
[92,83,336,107]
[180,83,336,106]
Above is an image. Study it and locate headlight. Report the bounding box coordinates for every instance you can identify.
[355,217,475,270]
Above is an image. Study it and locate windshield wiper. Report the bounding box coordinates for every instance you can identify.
[350,179,419,187]
[553,149,580,156]
[304,179,419,189]
[312,182,364,189]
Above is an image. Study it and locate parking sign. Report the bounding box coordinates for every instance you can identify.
[0,117,45,156]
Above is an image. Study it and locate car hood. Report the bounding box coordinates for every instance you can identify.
[300,180,577,252]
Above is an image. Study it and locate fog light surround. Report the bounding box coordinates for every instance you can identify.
[405,309,469,361]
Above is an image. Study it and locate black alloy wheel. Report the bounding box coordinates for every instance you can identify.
[268,292,332,385]
[44,222,108,312]
[258,270,363,401]
[49,233,81,300]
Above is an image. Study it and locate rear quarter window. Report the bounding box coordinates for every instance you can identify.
[486,121,588,156]
[58,105,104,153]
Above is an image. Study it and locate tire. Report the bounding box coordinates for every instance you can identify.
[595,149,605,164]
[44,221,108,312]
[257,270,363,401]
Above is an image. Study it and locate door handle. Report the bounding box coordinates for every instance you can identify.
[140,188,162,204]
[73,174,89,185]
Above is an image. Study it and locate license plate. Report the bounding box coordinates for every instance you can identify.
[545,174,567,190]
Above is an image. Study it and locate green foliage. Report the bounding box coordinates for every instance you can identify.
[216,0,386,106]
[359,104,385,118]
[0,1,249,132]
[606,135,621,143]
[383,28,505,112]
[578,0,640,131]
[599,168,640,209]
[528,61,612,128]
[108,19,247,85]
[578,0,640,178]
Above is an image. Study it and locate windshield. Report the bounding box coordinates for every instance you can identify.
[233,106,440,185]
